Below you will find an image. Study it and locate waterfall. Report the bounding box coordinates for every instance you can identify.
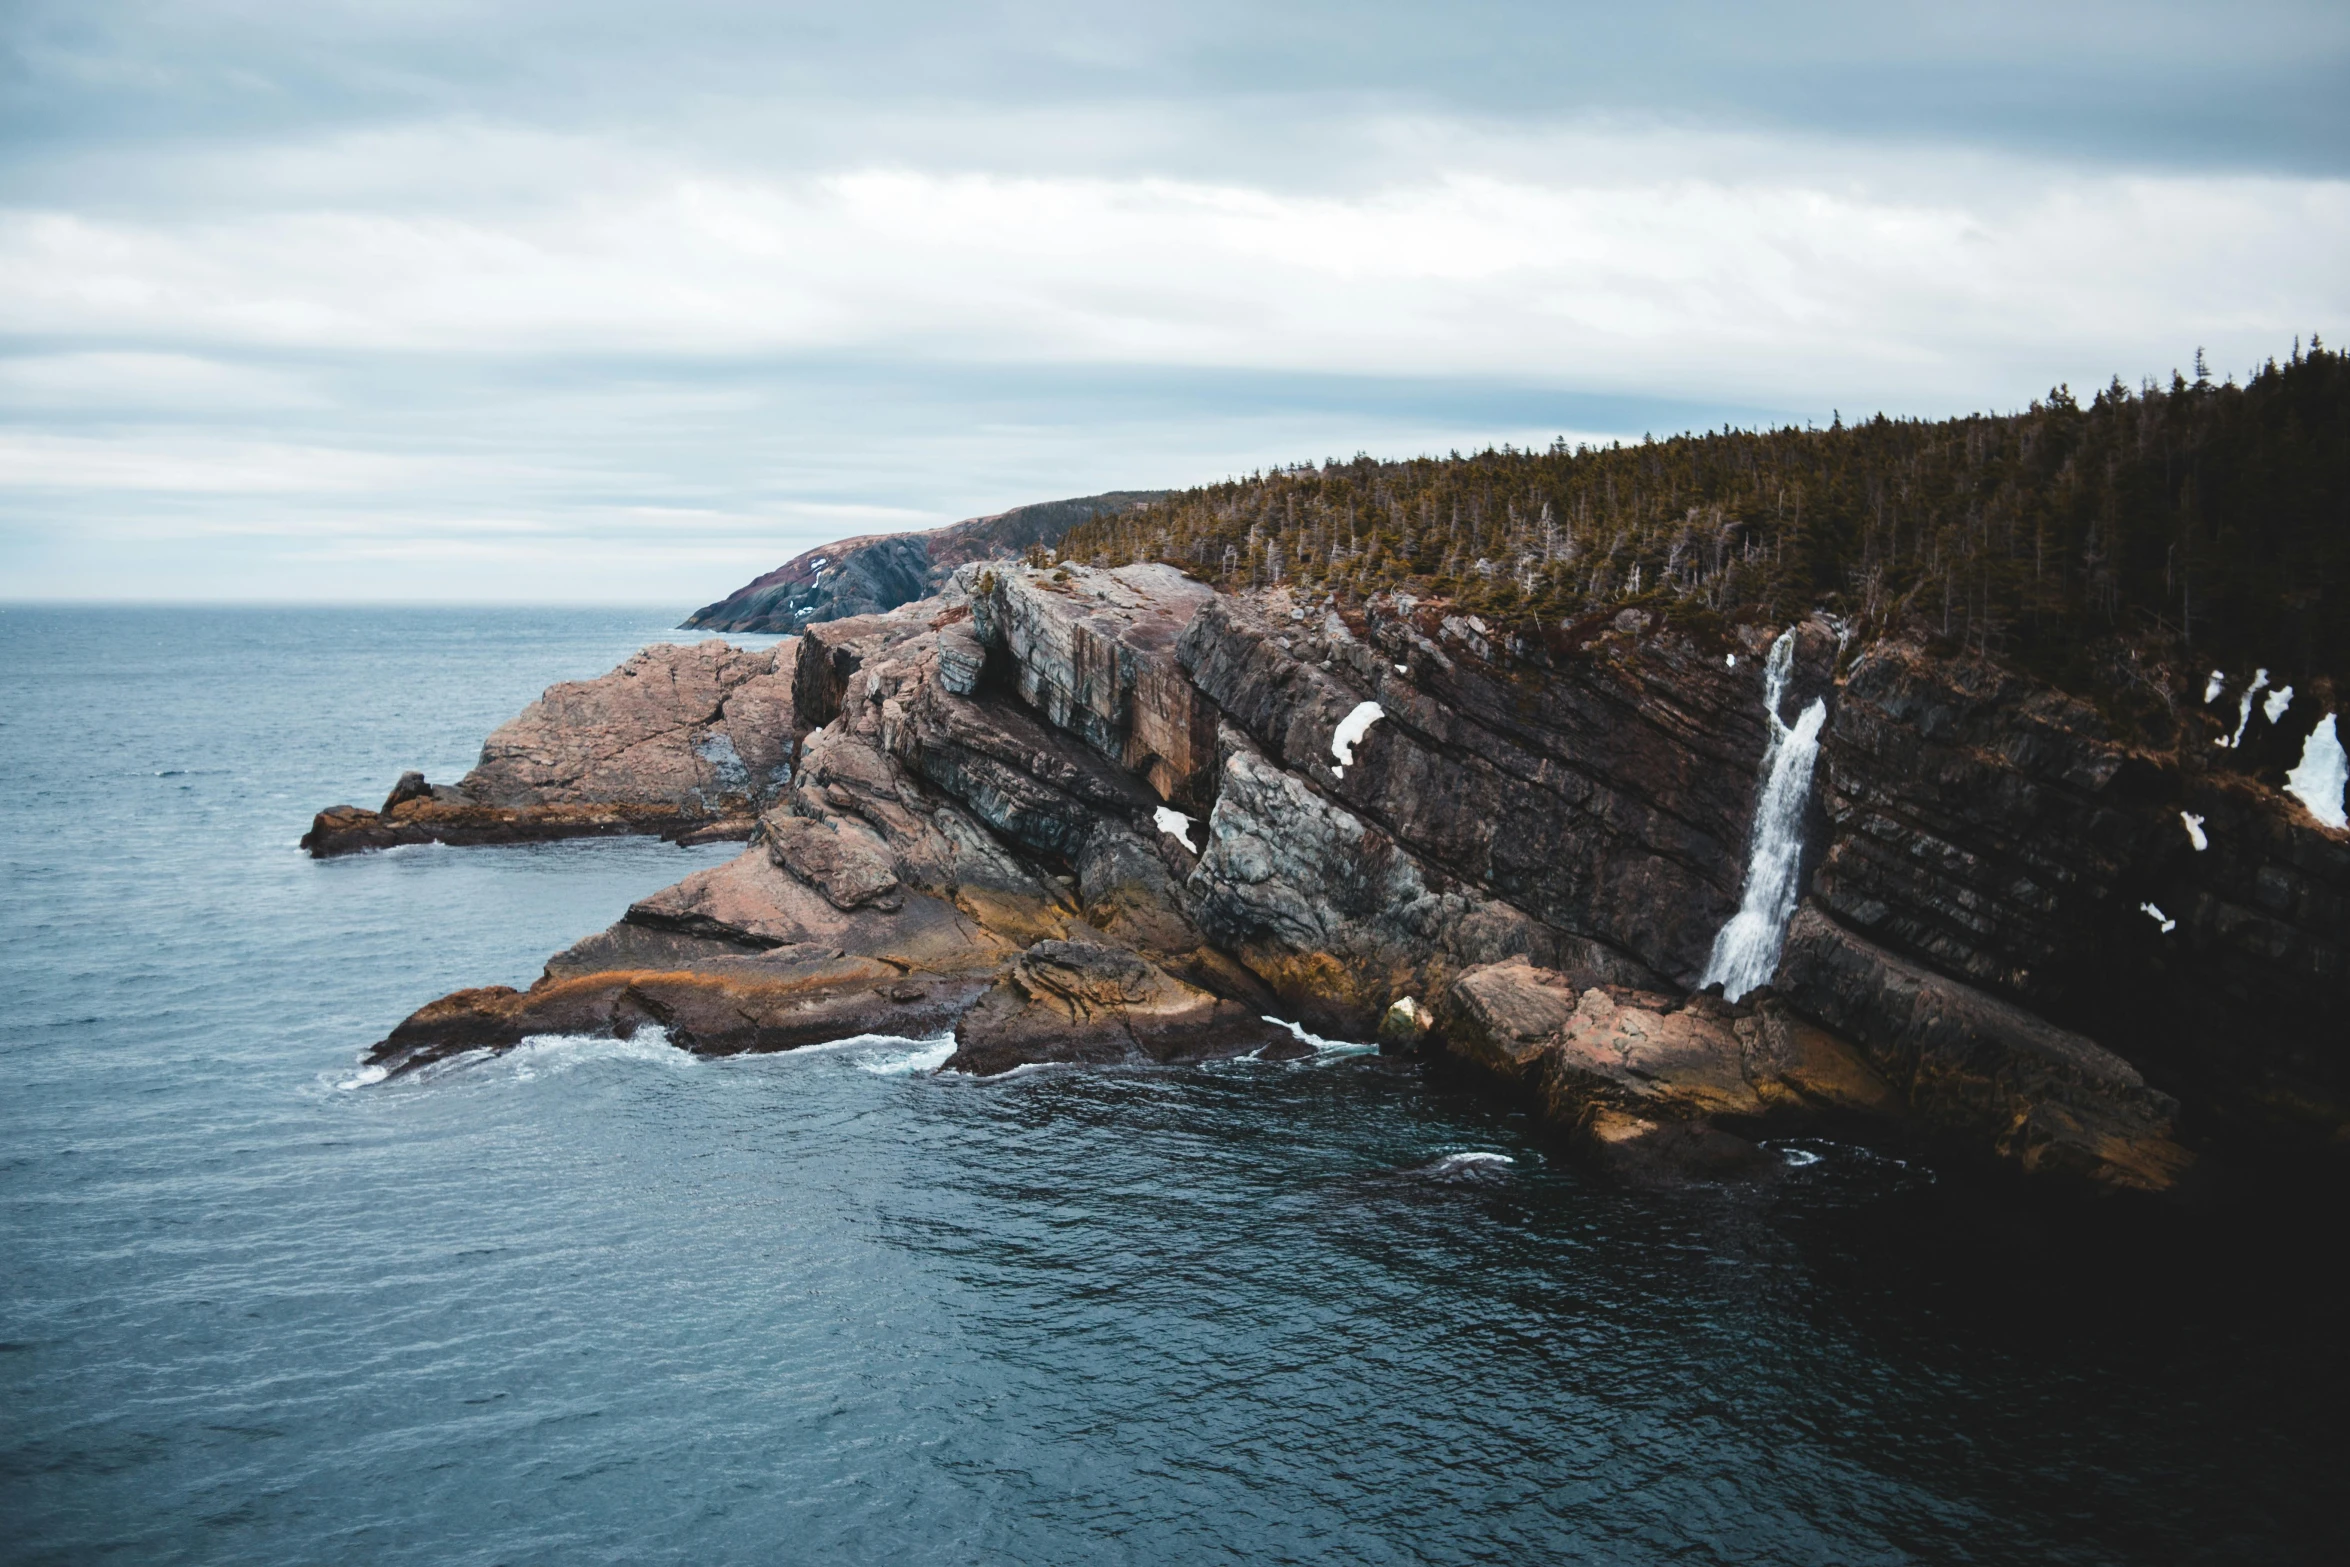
[1700,629,1829,1001]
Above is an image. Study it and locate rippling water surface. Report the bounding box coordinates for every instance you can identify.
[2,605,2342,1565]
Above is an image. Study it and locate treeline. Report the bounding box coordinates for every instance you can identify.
[1061,344,2349,697]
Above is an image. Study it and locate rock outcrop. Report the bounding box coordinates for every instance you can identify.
[1431,956,1905,1181]
[303,639,796,856]
[682,491,1164,633]
[349,559,2348,1198]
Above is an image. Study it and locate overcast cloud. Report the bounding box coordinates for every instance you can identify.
[4,1,2345,602]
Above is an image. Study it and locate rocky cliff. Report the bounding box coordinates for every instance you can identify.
[681,491,1163,634]
[340,562,2350,1199]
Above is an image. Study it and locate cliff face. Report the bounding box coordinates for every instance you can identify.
[1796,642,2350,1163]
[681,492,1164,634]
[344,564,2350,1197]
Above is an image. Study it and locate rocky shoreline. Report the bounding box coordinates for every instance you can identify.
[321,561,2350,1198]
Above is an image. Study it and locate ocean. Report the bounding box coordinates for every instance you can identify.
[1,604,2340,1565]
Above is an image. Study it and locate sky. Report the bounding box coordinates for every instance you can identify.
[3,2,2346,604]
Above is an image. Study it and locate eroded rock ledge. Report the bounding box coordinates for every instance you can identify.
[303,639,796,855]
[346,562,2350,1198]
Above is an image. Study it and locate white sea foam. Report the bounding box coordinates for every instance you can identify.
[1410,1151,1516,1179]
[1262,1015,1376,1056]
[2180,812,2208,851]
[2285,713,2348,829]
[329,1063,390,1092]
[1699,628,1827,1001]
[856,1037,958,1075]
[1153,805,1198,850]
[498,1028,698,1080]
[1329,699,1383,778]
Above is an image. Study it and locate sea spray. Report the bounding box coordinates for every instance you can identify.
[1700,629,1829,1001]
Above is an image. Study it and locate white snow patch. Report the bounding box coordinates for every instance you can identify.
[2204,669,2226,704]
[1153,805,1198,851]
[2227,669,2271,748]
[2285,713,2348,829]
[2140,902,2177,934]
[1395,663,1408,675]
[1329,700,1384,778]
[2265,686,2294,724]
[2180,812,2208,851]
[1726,653,1737,667]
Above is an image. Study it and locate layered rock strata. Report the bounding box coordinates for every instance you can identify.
[304,639,796,855]
[350,561,2348,1196]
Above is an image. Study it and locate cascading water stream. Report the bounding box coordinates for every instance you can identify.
[1700,628,1829,1002]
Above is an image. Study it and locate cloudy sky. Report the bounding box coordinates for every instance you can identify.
[4,2,2345,603]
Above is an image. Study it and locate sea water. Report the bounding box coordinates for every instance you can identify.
[2,605,2341,1565]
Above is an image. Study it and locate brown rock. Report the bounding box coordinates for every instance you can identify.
[946,940,1286,1076]
[761,810,904,911]
[1431,956,1895,1180]
[305,638,800,856]
[366,950,992,1075]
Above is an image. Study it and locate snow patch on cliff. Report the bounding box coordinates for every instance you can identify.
[1153,805,1198,851]
[1329,700,1384,778]
[2285,714,2347,829]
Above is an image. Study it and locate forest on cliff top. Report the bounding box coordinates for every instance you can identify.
[1061,343,2349,707]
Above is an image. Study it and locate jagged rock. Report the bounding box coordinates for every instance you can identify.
[1179,589,1838,983]
[684,492,1165,633]
[1182,727,1658,1034]
[946,940,1285,1076]
[761,810,904,911]
[964,561,1222,808]
[304,639,796,855]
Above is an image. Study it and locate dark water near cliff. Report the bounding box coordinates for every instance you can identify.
[2,604,2343,1566]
